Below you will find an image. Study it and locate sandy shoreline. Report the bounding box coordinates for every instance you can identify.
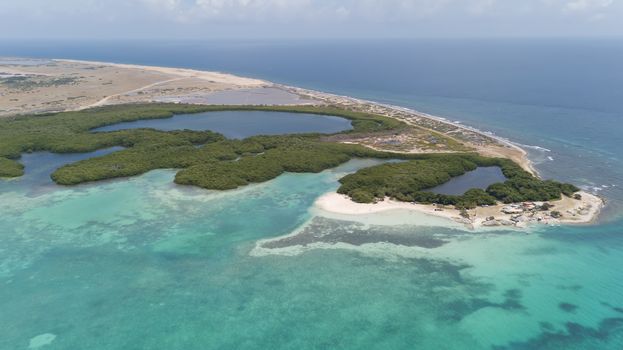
[278,84,538,175]
[315,191,604,229]
[55,59,268,87]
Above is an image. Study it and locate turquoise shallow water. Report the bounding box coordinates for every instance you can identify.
[1,39,623,349]
[1,156,622,349]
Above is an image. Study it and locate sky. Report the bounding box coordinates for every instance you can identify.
[1,0,622,39]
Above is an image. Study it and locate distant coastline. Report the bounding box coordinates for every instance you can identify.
[0,57,604,226]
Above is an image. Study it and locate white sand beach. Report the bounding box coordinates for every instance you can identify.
[56,59,268,86]
[315,191,604,229]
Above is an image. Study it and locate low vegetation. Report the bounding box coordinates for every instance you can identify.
[1,76,80,90]
[0,103,404,179]
[337,155,579,207]
[0,103,579,207]
[0,157,23,177]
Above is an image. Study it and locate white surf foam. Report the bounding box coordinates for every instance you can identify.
[28,333,56,349]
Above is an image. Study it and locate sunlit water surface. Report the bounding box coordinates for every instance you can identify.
[1,39,623,349]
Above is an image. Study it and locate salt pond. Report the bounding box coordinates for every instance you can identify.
[427,166,506,195]
[92,110,353,138]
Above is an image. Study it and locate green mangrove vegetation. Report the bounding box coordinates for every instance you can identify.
[0,103,404,178]
[174,136,397,189]
[0,102,579,208]
[0,157,24,177]
[337,155,579,207]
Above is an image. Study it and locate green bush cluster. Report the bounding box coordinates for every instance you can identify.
[486,158,579,203]
[337,155,579,207]
[0,103,403,184]
[0,157,24,177]
[174,137,357,189]
[0,103,579,207]
[0,103,403,156]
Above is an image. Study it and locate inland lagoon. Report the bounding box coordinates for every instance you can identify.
[427,166,507,195]
[91,110,353,138]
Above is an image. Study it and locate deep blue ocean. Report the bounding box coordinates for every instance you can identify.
[1,39,622,349]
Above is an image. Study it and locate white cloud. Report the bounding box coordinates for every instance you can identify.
[588,12,607,21]
[565,0,613,12]
[3,0,619,23]
[467,0,498,15]
[141,0,182,11]
[191,0,312,21]
[562,0,614,23]
[1,0,622,38]
[181,0,491,23]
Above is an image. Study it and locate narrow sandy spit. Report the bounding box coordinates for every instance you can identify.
[280,84,539,176]
[54,59,269,86]
[314,191,604,229]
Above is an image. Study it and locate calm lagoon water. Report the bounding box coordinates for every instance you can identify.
[1,39,623,349]
[427,166,506,195]
[92,110,353,138]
